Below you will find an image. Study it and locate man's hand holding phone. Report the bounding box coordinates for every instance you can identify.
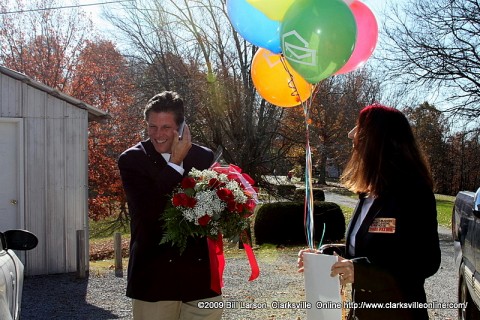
[178,120,186,140]
[170,121,191,165]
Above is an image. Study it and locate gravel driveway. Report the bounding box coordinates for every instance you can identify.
[21,249,305,320]
[21,193,458,320]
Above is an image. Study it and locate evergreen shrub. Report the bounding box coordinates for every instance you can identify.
[276,184,297,197]
[254,201,345,246]
[294,188,325,201]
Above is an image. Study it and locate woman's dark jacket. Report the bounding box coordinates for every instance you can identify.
[345,181,441,320]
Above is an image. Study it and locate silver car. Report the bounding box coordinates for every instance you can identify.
[0,230,38,320]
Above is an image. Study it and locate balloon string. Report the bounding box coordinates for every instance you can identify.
[279,54,301,100]
[318,223,326,250]
[304,91,315,249]
[305,139,314,249]
[279,55,318,249]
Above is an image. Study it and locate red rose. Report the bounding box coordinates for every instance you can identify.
[186,196,197,208]
[217,188,234,201]
[227,200,237,212]
[235,203,244,213]
[181,177,196,189]
[245,198,256,212]
[208,178,220,188]
[172,193,188,207]
[198,215,211,226]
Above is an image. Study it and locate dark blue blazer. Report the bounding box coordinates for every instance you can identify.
[118,139,217,302]
[345,182,441,320]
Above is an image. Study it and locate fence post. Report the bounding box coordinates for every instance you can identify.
[76,230,86,278]
[114,232,123,277]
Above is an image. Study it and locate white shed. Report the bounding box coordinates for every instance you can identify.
[0,66,107,276]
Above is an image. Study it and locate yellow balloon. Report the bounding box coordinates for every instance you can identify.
[247,0,296,21]
[251,48,313,108]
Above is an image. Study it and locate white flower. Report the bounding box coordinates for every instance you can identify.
[209,221,220,235]
[181,189,226,225]
[225,180,248,203]
[190,168,219,181]
[217,173,228,182]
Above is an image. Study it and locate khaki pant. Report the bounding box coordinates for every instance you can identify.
[132,295,224,320]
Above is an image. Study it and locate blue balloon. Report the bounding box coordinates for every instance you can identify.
[227,0,281,53]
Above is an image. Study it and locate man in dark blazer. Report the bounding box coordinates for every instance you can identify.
[118,91,222,320]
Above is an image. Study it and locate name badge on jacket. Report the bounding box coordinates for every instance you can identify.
[369,218,396,233]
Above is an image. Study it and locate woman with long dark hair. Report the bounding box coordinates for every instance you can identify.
[299,104,441,320]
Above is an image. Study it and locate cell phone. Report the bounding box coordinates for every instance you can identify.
[178,120,186,140]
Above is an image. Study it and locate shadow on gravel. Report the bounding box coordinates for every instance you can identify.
[21,273,119,320]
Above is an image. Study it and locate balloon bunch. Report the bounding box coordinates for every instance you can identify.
[227,0,378,107]
[227,0,378,249]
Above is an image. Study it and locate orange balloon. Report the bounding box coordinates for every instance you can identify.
[251,48,313,107]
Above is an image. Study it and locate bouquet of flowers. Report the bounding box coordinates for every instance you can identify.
[160,163,258,253]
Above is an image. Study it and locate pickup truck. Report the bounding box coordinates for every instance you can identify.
[452,187,480,319]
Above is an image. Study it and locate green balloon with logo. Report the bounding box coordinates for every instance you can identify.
[280,0,357,84]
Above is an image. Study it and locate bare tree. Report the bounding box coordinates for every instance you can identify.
[403,102,451,193]
[282,68,381,184]
[103,0,386,190]
[0,0,94,91]
[103,0,289,181]
[447,129,480,193]
[379,0,480,120]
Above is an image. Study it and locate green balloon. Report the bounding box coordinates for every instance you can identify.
[281,0,357,84]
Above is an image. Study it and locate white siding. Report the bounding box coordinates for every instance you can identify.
[45,94,67,273]
[23,86,48,274]
[64,106,89,272]
[0,73,22,117]
[1,70,95,276]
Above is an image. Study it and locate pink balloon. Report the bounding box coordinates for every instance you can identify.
[336,0,378,74]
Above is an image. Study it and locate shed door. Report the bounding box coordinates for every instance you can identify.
[0,119,22,231]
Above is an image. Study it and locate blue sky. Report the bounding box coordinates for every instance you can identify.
[71,0,385,32]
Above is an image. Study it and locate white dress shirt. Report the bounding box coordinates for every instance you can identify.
[348,196,374,256]
[161,153,184,175]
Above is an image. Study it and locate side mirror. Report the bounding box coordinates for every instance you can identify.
[3,229,38,251]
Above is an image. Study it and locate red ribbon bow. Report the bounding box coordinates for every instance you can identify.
[207,231,260,294]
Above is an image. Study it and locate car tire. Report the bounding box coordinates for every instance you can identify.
[458,262,479,320]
